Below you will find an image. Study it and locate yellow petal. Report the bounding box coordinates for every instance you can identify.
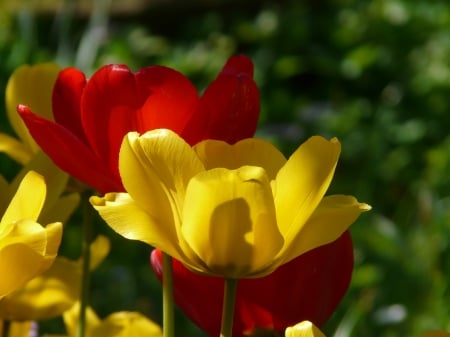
[0,242,51,298]
[285,321,326,337]
[119,129,204,234]
[194,138,286,180]
[6,321,35,337]
[89,235,111,271]
[0,256,81,320]
[1,171,46,229]
[39,192,80,226]
[0,175,9,216]
[0,233,106,321]
[43,222,63,258]
[279,195,371,263]
[6,63,60,153]
[27,222,62,281]
[12,150,71,222]
[274,136,341,236]
[0,133,33,164]
[63,302,101,337]
[91,312,162,337]
[0,219,47,254]
[182,166,283,278]
[91,193,187,262]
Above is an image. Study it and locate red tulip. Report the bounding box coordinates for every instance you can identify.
[151,231,353,337]
[19,55,259,194]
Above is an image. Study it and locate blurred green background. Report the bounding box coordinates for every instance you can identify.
[1,0,450,336]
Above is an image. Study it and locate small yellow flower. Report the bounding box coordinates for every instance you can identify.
[0,235,110,321]
[0,171,62,298]
[285,321,326,337]
[92,129,370,278]
[62,302,162,337]
[3,303,162,337]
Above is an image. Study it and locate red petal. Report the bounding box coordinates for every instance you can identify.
[134,65,199,133]
[220,54,254,78]
[80,65,199,181]
[19,105,122,193]
[52,67,88,144]
[81,64,138,175]
[182,55,260,145]
[150,231,353,337]
[241,231,354,331]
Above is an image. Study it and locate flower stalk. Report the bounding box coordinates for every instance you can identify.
[76,193,95,337]
[220,278,238,337]
[162,252,175,337]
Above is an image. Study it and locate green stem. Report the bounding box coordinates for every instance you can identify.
[162,252,175,337]
[76,193,94,337]
[220,278,238,337]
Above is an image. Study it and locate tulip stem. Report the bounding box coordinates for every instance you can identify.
[76,193,94,337]
[220,278,238,337]
[162,252,175,337]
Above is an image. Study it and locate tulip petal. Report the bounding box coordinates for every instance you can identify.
[19,105,121,193]
[92,312,163,337]
[194,138,286,180]
[6,321,35,337]
[182,166,282,278]
[221,54,255,77]
[81,65,198,178]
[81,65,138,173]
[135,66,199,132]
[52,67,88,143]
[42,222,63,258]
[6,63,60,153]
[0,243,52,298]
[12,150,70,220]
[285,321,326,337]
[88,235,111,271]
[63,302,101,337]
[0,220,47,255]
[1,171,46,227]
[241,231,354,331]
[151,232,353,337]
[0,133,33,164]
[0,175,8,216]
[119,129,204,238]
[0,256,81,320]
[39,192,80,226]
[274,136,341,236]
[280,195,370,263]
[91,193,186,261]
[0,233,107,321]
[182,55,259,145]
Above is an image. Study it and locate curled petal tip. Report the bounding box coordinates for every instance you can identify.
[360,203,372,211]
[285,321,326,337]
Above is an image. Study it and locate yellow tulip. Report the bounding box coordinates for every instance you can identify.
[2,321,36,337]
[90,312,163,337]
[2,63,60,163]
[285,321,326,337]
[92,129,370,278]
[0,63,79,222]
[0,235,110,321]
[0,171,62,298]
[62,302,162,337]
[4,151,80,225]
